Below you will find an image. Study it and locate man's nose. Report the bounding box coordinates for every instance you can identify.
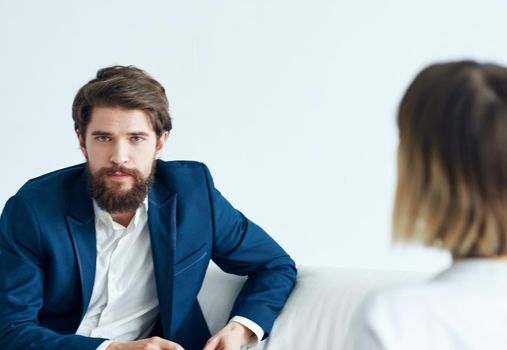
[109,141,130,165]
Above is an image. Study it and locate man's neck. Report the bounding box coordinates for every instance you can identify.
[111,211,136,228]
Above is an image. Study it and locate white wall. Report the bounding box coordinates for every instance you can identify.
[2,0,506,272]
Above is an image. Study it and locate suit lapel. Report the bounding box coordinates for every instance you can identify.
[65,170,97,319]
[148,176,177,338]
[64,164,178,333]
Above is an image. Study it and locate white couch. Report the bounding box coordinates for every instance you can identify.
[198,264,428,349]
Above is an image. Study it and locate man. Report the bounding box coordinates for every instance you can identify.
[0,66,297,350]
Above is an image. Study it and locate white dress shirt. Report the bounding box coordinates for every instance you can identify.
[75,199,263,350]
[347,259,507,350]
[76,198,159,349]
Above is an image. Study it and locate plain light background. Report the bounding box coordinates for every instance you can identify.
[1,0,506,273]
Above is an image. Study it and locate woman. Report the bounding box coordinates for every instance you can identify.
[348,61,507,350]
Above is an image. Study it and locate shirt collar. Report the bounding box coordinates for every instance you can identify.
[433,258,507,290]
[93,197,149,230]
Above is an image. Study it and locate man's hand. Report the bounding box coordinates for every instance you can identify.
[107,337,184,350]
[203,321,254,350]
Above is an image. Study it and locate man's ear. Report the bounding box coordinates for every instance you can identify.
[76,129,88,158]
[155,131,169,158]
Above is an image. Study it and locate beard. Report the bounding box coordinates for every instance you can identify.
[87,161,156,214]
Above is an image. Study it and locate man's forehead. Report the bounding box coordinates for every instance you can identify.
[87,106,156,134]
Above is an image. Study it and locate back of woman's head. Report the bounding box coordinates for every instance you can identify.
[393,60,507,258]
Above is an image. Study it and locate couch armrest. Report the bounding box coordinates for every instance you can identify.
[198,263,428,349]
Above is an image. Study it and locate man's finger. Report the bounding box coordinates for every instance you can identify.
[203,335,221,350]
[148,336,184,350]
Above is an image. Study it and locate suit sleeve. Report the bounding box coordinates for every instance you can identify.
[0,195,106,350]
[202,164,297,338]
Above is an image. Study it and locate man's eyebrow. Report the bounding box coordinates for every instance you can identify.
[90,130,112,136]
[128,131,151,136]
[89,131,151,136]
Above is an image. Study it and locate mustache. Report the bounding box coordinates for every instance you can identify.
[96,165,141,177]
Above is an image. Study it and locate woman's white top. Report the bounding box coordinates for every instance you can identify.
[347,259,507,350]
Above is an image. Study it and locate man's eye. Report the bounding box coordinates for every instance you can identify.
[96,135,111,142]
[131,136,144,143]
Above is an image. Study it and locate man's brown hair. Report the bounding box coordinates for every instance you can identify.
[72,65,171,138]
[393,60,507,258]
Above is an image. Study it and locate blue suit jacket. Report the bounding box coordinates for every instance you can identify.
[0,161,297,350]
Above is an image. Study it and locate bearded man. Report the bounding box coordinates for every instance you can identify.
[0,66,297,350]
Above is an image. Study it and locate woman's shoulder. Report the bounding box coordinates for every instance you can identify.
[347,281,463,349]
[348,271,507,350]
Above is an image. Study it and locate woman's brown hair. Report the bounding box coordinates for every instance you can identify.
[393,60,507,258]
